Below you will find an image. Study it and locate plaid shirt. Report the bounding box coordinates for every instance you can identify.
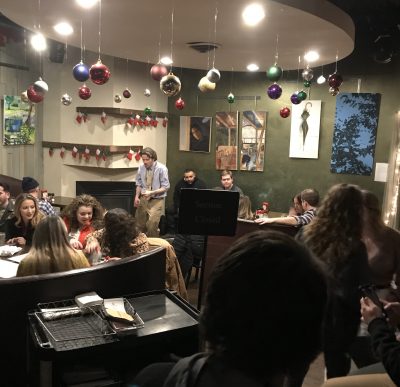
[295,208,316,226]
[38,199,56,216]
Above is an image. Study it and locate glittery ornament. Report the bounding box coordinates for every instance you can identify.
[198,76,216,92]
[72,61,90,82]
[20,90,29,103]
[150,63,168,81]
[290,93,301,105]
[123,89,131,98]
[329,87,340,96]
[206,68,221,83]
[227,92,235,103]
[303,80,311,88]
[89,59,111,85]
[114,94,122,103]
[160,73,181,96]
[61,93,72,106]
[266,65,283,82]
[279,106,291,118]
[27,85,44,103]
[33,78,49,94]
[297,90,307,101]
[328,72,343,88]
[175,97,185,110]
[144,88,151,97]
[144,107,152,115]
[302,66,314,81]
[267,83,282,100]
[78,84,91,100]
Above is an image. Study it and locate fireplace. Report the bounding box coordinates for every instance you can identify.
[76,181,136,215]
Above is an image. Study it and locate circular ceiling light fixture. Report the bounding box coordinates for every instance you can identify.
[247,63,259,71]
[242,4,265,26]
[304,50,319,62]
[160,56,173,65]
[53,22,73,36]
[75,0,99,9]
[31,32,47,52]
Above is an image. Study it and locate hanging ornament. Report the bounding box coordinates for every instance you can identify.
[84,147,91,161]
[175,97,185,110]
[162,116,168,127]
[20,90,29,103]
[135,150,141,161]
[61,93,72,106]
[317,75,326,85]
[302,66,314,81]
[60,146,66,158]
[48,147,54,157]
[101,111,107,124]
[33,77,49,95]
[297,90,307,101]
[303,80,311,88]
[89,59,111,85]
[198,76,216,93]
[266,65,283,82]
[27,85,44,103]
[114,94,122,103]
[206,68,221,83]
[329,87,340,96]
[328,72,343,88]
[126,148,134,161]
[72,61,90,82]
[144,88,151,97]
[78,84,91,100]
[267,83,282,100]
[144,107,152,116]
[290,92,301,105]
[160,73,181,96]
[279,106,291,118]
[123,89,131,98]
[72,146,79,158]
[227,92,235,104]
[95,148,101,161]
[150,63,169,81]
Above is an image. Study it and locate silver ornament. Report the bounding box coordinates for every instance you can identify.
[206,68,221,83]
[144,88,151,97]
[33,77,49,94]
[114,94,122,103]
[198,76,216,93]
[329,87,340,96]
[302,67,314,82]
[160,73,181,97]
[61,93,72,106]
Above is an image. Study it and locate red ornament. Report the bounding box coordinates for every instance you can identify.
[150,64,168,81]
[78,85,91,100]
[279,106,291,118]
[123,89,131,98]
[175,97,185,110]
[27,85,44,103]
[328,72,343,88]
[90,59,111,85]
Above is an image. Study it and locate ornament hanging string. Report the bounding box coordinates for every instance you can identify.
[80,20,84,61]
[97,0,102,61]
[169,2,175,72]
[274,34,279,65]
[212,1,219,68]
[335,51,338,72]
[296,55,301,91]
[158,26,162,63]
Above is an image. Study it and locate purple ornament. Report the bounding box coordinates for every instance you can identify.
[290,93,301,105]
[72,61,90,82]
[328,72,343,88]
[267,83,282,100]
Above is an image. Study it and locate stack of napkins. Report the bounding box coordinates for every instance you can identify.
[75,291,103,311]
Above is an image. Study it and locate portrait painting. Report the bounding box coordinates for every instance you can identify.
[179,116,212,152]
[3,95,36,145]
[331,93,380,175]
[240,111,267,172]
[215,111,238,170]
[289,100,321,159]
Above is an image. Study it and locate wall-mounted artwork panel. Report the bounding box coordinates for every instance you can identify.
[215,111,238,170]
[179,116,212,152]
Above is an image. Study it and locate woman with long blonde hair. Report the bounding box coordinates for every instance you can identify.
[17,216,89,276]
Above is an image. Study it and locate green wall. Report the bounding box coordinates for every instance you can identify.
[166,55,399,213]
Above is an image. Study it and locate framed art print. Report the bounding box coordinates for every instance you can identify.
[215,111,238,170]
[179,116,212,152]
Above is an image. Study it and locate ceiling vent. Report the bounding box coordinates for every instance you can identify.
[186,41,221,53]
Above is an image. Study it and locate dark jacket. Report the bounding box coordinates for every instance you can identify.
[5,216,35,247]
[173,178,207,213]
[0,200,14,232]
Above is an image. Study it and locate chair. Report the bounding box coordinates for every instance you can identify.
[185,255,202,288]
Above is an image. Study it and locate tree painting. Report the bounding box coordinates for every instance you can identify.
[330,93,380,175]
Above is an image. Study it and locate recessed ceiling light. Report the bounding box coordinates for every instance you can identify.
[304,51,319,62]
[242,4,265,26]
[247,63,259,72]
[31,32,47,52]
[75,0,99,9]
[160,56,173,65]
[54,22,73,36]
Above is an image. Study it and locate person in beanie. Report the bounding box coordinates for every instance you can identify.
[21,176,56,216]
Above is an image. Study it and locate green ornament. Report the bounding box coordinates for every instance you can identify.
[298,90,307,101]
[303,80,311,88]
[227,92,235,104]
[144,107,152,115]
[266,65,283,82]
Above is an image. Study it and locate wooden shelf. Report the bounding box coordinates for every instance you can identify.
[42,141,142,155]
[76,107,168,117]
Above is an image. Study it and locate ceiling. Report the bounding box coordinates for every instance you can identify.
[0,0,355,71]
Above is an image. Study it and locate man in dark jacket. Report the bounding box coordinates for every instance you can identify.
[0,182,14,233]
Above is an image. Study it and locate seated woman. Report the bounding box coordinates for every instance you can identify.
[238,195,254,220]
[61,194,105,253]
[86,208,149,258]
[288,192,303,216]
[17,216,89,276]
[5,193,45,248]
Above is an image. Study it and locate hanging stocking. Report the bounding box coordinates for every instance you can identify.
[60,146,66,158]
[72,146,78,158]
[101,111,107,124]
[162,116,168,127]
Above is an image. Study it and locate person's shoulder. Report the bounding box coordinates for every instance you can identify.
[195,179,207,188]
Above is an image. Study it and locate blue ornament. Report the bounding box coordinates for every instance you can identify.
[267,83,282,100]
[72,61,90,82]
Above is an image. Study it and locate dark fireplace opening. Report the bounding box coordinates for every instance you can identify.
[76,181,136,215]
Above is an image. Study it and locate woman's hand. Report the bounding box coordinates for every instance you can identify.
[360,297,384,324]
[70,238,83,250]
[84,238,100,254]
[7,237,26,246]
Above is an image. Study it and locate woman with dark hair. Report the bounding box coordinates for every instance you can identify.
[86,208,149,258]
[237,195,254,220]
[302,183,372,378]
[132,230,327,387]
[5,193,45,247]
[288,192,303,216]
[61,194,105,251]
[17,216,89,276]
